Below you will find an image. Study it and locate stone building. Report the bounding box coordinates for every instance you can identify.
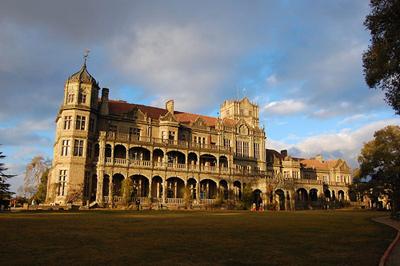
[46,61,351,209]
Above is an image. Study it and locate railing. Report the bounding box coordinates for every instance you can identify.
[103,157,268,176]
[200,199,216,205]
[113,196,123,202]
[166,198,185,204]
[295,179,323,185]
[105,132,232,153]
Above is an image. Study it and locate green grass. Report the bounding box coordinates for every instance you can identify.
[0,210,395,265]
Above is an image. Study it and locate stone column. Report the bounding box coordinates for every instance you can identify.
[156,182,160,198]
[108,176,113,204]
[174,180,178,198]
[148,179,152,199]
[96,169,104,203]
[196,180,200,202]
[162,179,167,204]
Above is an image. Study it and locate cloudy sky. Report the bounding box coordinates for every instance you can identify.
[0,0,399,192]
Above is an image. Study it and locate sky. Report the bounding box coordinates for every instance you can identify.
[0,0,399,193]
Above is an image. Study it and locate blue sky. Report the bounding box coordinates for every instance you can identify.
[0,0,399,192]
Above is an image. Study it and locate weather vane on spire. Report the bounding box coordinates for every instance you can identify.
[83,48,90,65]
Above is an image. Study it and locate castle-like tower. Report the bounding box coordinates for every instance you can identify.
[46,61,267,206]
[47,61,351,210]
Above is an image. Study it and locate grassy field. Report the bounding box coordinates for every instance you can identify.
[0,210,395,265]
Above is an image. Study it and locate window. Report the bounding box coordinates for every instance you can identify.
[223,139,230,148]
[73,139,84,156]
[63,116,72,130]
[243,142,249,157]
[129,127,140,140]
[67,93,74,103]
[61,140,70,156]
[236,141,243,156]
[58,170,67,196]
[89,118,95,132]
[254,143,260,159]
[75,115,86,130]
[78,90,86,104]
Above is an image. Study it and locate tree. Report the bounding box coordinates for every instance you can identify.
[32,168,49,204]
[22,156,50,199]
[0,150,15,201]
[121,178,133,205]
[358,125,400,216]
[363,0,400,114]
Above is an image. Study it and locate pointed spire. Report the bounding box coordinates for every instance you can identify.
[83,48,90,67]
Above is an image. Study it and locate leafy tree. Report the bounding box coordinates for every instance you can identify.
[0,150,15,200]
[241,183,254,210]
[363,0,400,114]
[358,125,400,215]
[22,156,50,199]
[121,178,133,205]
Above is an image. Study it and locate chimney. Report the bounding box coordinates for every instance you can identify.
[101,87,109,101]
[281,150,288,158]
[100,87,109,115]
[315,154,323,162]
[166,99,174,114]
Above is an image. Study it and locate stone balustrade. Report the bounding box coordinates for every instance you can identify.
[105,132,232,153]
[102,157,266,176]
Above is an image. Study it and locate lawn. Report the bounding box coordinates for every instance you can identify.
[0,210,395,265]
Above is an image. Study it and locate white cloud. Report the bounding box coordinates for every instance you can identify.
[268,118,400,168]
[110,23,246,112]
[266,74,278,86]
[263,99,306,115]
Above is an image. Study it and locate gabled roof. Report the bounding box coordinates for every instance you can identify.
[300,159,341,171]
[107,100,236,127]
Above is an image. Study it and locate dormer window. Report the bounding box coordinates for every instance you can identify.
[67,93,74,103]
[78,90,86,104]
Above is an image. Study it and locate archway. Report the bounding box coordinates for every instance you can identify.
[167,151,186,165]
[90,174,97,202]
[130,175,149,197]
[129,147,150,161]
[114,145,126,159]
[188,152,198,169]
[94,143,100,158]
[166,177,185,198]
[200,154,217,168]
[253,189,263,210]
[275,189,285,210]
[187,178,197,199]
[105,144,112,158]
[296,188,308,201]
[219,156,228,169]
[324,189,331,199]
[219,180,229,200]
[233,181,242,200]
[153,149,164,166]
[112,173,124,197]
[103,175,110,200]
[151,176,163,199]
[338,190,345,201]
[309,188,318,202]
[200,179,217,199]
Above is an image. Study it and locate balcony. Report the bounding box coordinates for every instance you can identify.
[105,132,231,153]
[102,157,266,177]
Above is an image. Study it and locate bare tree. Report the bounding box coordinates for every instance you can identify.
[23,156,50,199]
